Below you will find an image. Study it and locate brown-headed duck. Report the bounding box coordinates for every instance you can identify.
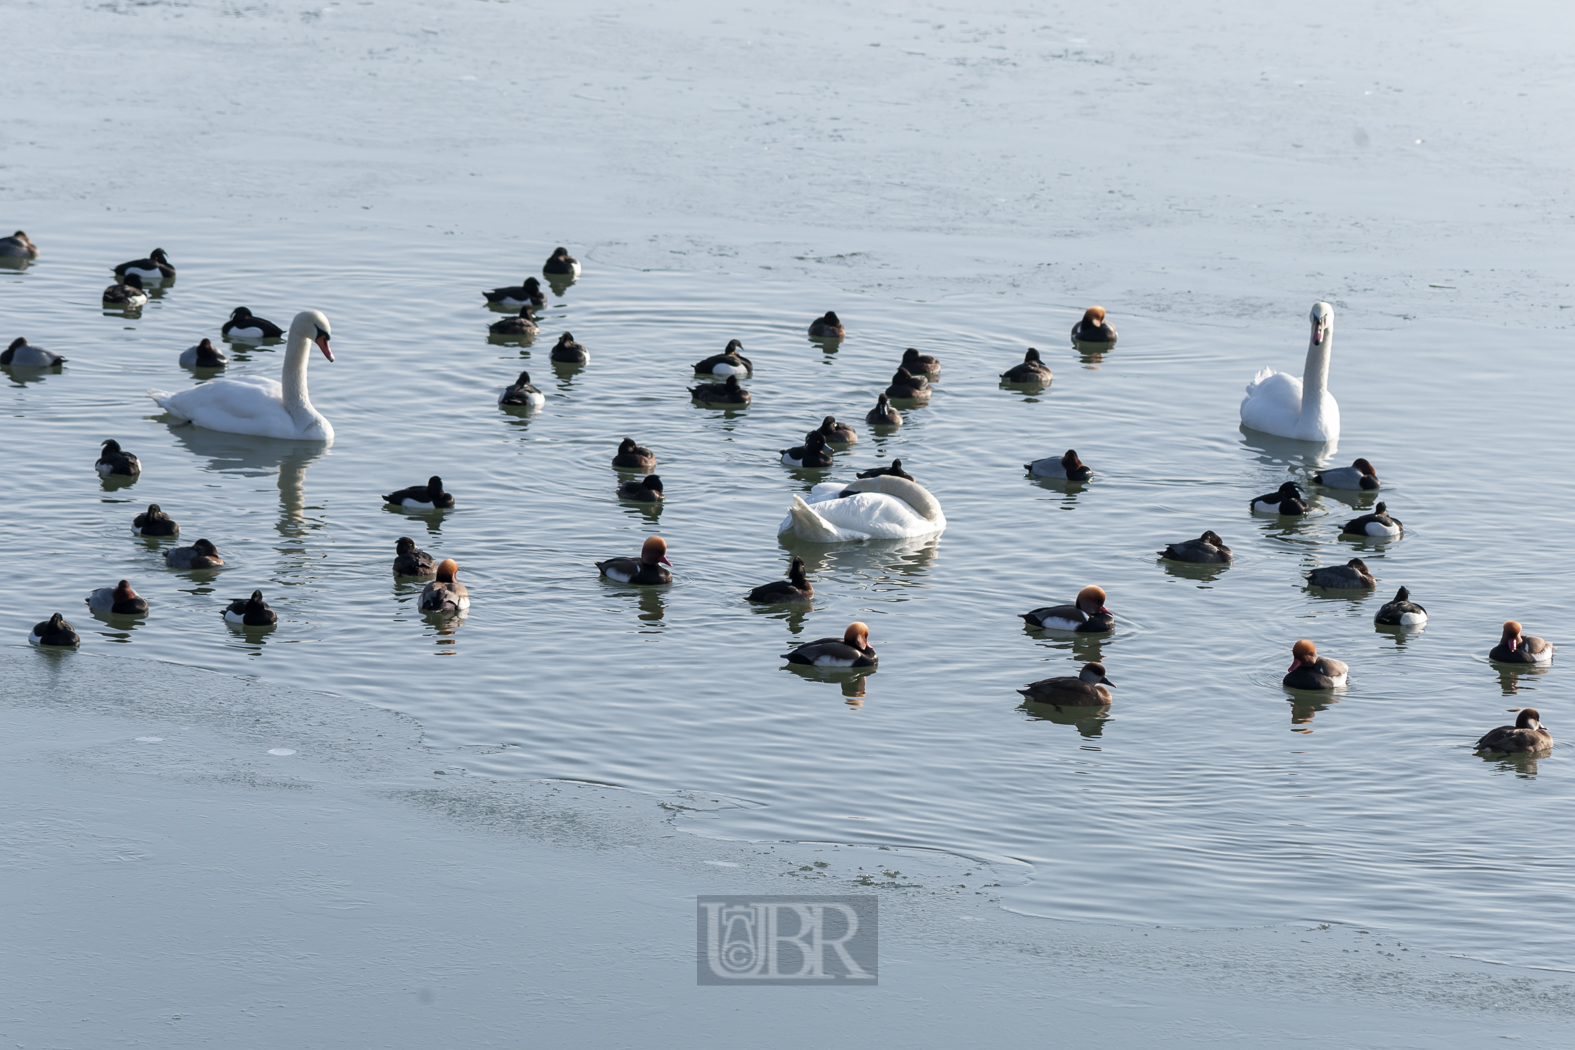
[783,622,876,667]
[87,580,148,616]
[865,393,902,426]
[419,559,471,611]
[1023,586,1113,632]
[1475,708,1553,754]
[543,246,581,278]
[618,474,664,502]
[1283,639,1348,689]
[690,374,750,406]
[165,538,223,569]
[1160,530,1232,564]
[95,439,140,476]
[597,536,672,585]
[1018,662,1114,706]
[612,438,657,470]
[1025,449,1091,481]
[1071,306,1117,343]
[808,311,845,339]
[1490,621,1554,665]
[1314,457,1380,490]
[393,537,436,577]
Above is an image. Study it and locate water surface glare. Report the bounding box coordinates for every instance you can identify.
[5,222,1573,968]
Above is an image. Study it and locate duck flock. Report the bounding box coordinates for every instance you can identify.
[2,228,1553,758]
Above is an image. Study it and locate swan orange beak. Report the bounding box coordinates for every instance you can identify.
[316,334,334,362]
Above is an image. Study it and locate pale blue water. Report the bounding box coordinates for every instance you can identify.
[6,213,1574,969]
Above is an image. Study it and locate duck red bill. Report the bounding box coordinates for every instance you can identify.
[660,555,673,565]
[316,335,334,361]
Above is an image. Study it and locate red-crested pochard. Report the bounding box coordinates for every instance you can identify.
[1282,639,1347,689]
[1490,621,1554,665]
[1022,586,1113,632]
[783,622,876,667]
[597,536,673,586]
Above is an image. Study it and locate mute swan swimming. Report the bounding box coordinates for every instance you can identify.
[777,475,945,542]
[149,310,334,443]
[1240,302,1339,442]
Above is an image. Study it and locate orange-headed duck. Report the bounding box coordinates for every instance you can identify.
[1019,662,1114,706]
[1283,639,1347,689]
[1490,621,1554,665]
[1314,457,1380,490]
[1023,586,1113,632]
[87,580,148,616]
[783,622,876,667]
[1475,708,1553,753]
[1071,306,1116,344]
[165,539,223,569]
[747,556,813,603]
[419,559,470,611]
[597,536,672,585]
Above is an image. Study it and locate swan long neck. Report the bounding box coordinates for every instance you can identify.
[1301,327,1331,409]
[282,326,314,413]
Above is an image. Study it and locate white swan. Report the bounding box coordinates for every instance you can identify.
[1240,302,1339,443]
[777,476,945,542]
[149,310,334,443]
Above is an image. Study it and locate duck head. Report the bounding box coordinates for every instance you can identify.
[1373,501,1389,518]
[396,537,418,555]
[47,612,69,631]
[1352,457,1377,477]
[819,415,838,433]
[123,273,144,290]
[641,474,663,494]
[641,536,672,566]
[435,559,459,583]
[1076,585,1109,616]
[8,336,27,352]
[150,248,169,263]
[514,370,533,387]
[902,348,923,366]
[724,339,744,355]
[788,556,807,585]
[843,621,871,649]
[1082,306,1107,326]
[821,311,841,326]
[523,277,541,293]
[194,338,222,363]
[101,438,123,456]
[724,375,741,391]
[1346,557,1370,573]
[229,307,254,322]
[1061,449,1084,472]
[1277,481,1303,499]
[1309,301,1333,345]
[146,503,164,517]
[1289,639,1319,671]
[617,438,638,455]
[1023,347,1042,363]
[1078,662,1114,687]
[874,393,890,409]
[426,476,446,498]
[1392,586,1410,603]
[246,589,266,607]
[804,431,827,451]
[114,580,138,602]
[516,305,536,320]
[1502,620,1525,652]
[1516,708,1544,730]
[194,539,220,558]
[556,332,576,349]
[551,247,571,261]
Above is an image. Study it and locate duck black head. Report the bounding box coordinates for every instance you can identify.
[724,339,744,354]
[788,556,807,584]
[617,437,637,454]
[1278,481,1302,498]
[902,348,922,365]
[1516,708,1543,730]
[151,248,169,262]
[642,474,663,493]
[1392,586,1410,602]
[725,375,741,390]
[7,336,25,352]
[514,370,533,386]
[396,537,417,554]
[1024,347,1041,363]
[101,439,122,454]
[1079,662,1114,686]
[822,311,840,325]
[426,476,445,495]
[247,589,265,606]
[1374,501,1388,516]
[523,277,541,292]
[1201,530,1225,547]
[230,306,253,321]
[123,273,144,289]
[804,431,826,450]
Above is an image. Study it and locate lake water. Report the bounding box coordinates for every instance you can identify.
[6,0,1575,976]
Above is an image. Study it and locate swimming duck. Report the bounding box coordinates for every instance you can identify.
[692,339,753,377]
[2,337,65,367]
[1305,557,1376,589]
[885,366,930,401]
[1000,347,1052,384]
[29,612,79,647]
[87,580,148,616]
[549,332,588,363]
[1071,306,1117,343]
[746,556,813,603]
[690,374,750,407]
[1018,662,1114,705]
[1240,302,1339,443]
[1025,449,1092,481]
[856,459,914,481]
[0,230,39,259]
[165,539,223,569]
[1022,586,1113,632]
[224,589,277,626]
[1313,457,1380,490]
[393,537,436,577]
[1250,482,1308,516]
[781,431,834,468]
[782,622,876,667]
[596,536,672,585]
[618,474,664,502]
[384,476,454,510]
[1374,586,1427,626]
[1490,621,1554,665]
[1159,530,1232,564]
[95,439,141,476]
[220,307,284,340]
[1475,708,1553,754]
[115,249,175,282]
[1341,502,1402,538]
[808,312,845,339]
[901,347,941,376]
[543,246,581,278]
[179,338,228,368]
[134,503,179,536]
[778,475,946,542]
[483,276,546,308]
[1283,639,1348,689]
[498,370,545,408]
[612,438,657,470]
[103,273,147,307]
[419,559,471,611]
[865,393,902,426]
[488,306,540,336]
[813,415,858,446]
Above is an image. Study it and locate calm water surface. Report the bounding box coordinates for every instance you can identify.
[5,218,1573,967]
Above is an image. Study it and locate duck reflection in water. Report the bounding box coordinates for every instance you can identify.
[1286,692,1338,730]
[779,537,938,582]
[1019,697,1110,739]
[783,662,872,701]
[1495,663,1551,697]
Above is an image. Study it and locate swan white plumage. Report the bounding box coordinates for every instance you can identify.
[776,475,945,542]
[149,310,334,443]
[1240,302,1339,443]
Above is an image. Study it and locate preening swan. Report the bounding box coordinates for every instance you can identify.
[149,310,334,443]
[777,475,945,542]
[1240,302,1340,442]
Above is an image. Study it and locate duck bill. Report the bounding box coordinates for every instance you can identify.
[1099,676,1115,687]
[659,556,672,566]
[316,334,334,361]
